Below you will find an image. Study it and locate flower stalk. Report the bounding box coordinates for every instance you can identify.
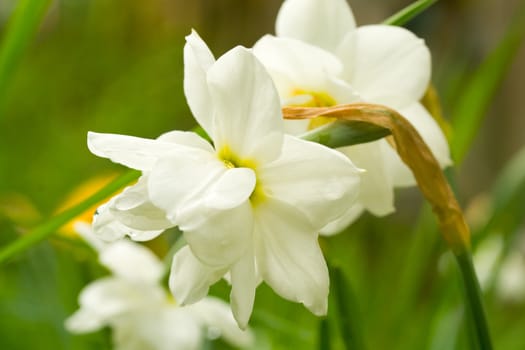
[284,103,492,349]
[383,0,438,26]
[455,252,493,350]
[330,265,366,350]
[318,317,331,350]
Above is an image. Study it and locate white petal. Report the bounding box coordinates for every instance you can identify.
[112,308,203,350]
[73,222,107,251]
[339,141,396,217]
[320,204,365,235]
[99,240,164,284]
[497,252,525,301]
[351,25,431,108]
[144,308,203,350]
[203,168,256,210]
[87,132,177,171]
[65,308,105,333]
[181,201,253,267]
[184,30,216,137]
[325,76,362,105]
[401,103,452,170]
[254,199,329,316]
[91,202,129,242]
[283,119,311,135]
[383,103,452,187]
[207,46,284,163]
[276,0,356,53]
[474,236,503,289]
[111,176,173,231]
[169,246,227,305]
[148,148,225,222]
[259,135,360,230]
[93,201,165,242]
[157,130,214,153]
[253,36,346,98]
[189,297,254,347]
[229,251,257,329]
[75,277,165,326]
[336,31,357,82]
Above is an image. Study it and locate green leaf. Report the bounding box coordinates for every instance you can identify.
[318,318,331,350]
[383,0,438,26]
[330,265,366,350]
[0,0,52,114]
[478,145,525,242]
[454,252,493,350]
[0,170,140,265]
[450,3,525,162]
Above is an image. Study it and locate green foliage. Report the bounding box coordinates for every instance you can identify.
[450,2,525,162]
[383,0,438,26]
[0,170,139,265]
[1,0,525,349]
[0,0,51,113]
[480,145,525,242]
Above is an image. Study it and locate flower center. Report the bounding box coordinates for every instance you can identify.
[223,159,235,169]
[289,89,336,107]
[217,145,265,205]
[166,293,178,305]
[288,89,337,130]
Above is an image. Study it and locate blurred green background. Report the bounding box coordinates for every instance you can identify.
[0,0,524,349]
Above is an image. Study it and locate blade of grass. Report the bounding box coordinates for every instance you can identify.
[0,170,139,265]
[473,145,525,300]
[450,3,525,162]
[478,146,525,243]
[0,0,52,114]
[389,203,441,348]
[318,318,331,350]
[330,265,366,350]
[383,0,438,26]
[455,252,493,350]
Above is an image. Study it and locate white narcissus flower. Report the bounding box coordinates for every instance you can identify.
[92,176,175,242]
[87,31,361,328]
[253,0,452,234]
[65,239,253,350]
[474,234,525,303]
[496,251,525,302]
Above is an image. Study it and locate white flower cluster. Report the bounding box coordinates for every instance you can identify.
[68,0,451,348]
[66,223,253,350]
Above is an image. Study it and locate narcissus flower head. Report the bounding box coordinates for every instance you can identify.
[253,0,452,234]
[65,237,253,350]
[87,30,361,327]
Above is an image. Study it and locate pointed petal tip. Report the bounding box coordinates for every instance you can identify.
[310,303,328,317]
[185,28,202,43]
[220,45,253,62]
[86,131,100,152]
[233,312,249,331]
[304,292,328,317]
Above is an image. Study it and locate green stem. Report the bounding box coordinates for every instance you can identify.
[0,170,140,265]
[330,265,366,350]
[0,0,52,114]
[318,317,331,350]
[383,0,438,26]
[389,204,440,349]
[454,251,493,350]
